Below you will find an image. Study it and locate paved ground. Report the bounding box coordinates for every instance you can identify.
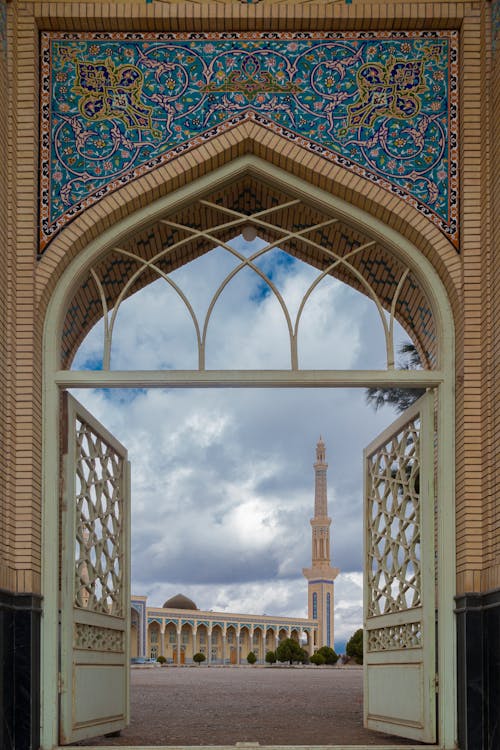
[77,665,415,747]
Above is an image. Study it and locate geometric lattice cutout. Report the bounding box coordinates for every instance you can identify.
[74,623,124,653]
[74,418,124,616]
[368,622,422,652]
[366,416,421,616]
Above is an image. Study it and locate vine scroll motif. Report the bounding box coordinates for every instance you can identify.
[40,31,458,252]
[74,417,125,616]
[366,414,422,617]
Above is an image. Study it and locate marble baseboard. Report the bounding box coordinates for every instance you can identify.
[0,589,41,750]
[455,587,500,750]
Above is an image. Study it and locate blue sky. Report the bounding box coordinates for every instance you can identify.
[72,236,408,650]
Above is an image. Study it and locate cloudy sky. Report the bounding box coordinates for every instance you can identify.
[72,235,407,651]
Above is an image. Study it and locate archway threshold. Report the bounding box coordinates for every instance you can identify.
[60,744,440,749]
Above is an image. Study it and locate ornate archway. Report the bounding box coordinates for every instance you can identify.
[40,159,456,749]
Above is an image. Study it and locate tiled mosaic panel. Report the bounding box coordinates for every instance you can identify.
[493,0,500,56]
[366,415,422,616]
[40,31,458,253]
[0,0,6,60]
[75,417,125,616]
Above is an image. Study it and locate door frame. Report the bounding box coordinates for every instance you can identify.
[40,157,456,749]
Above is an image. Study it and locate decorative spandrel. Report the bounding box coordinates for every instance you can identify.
[40,30,458,252]
[74,417,125,616]
[366,415,421,616]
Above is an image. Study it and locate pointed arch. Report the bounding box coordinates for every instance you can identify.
[40,150,457,750]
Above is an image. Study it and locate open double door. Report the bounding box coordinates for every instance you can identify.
[58,393,436,745]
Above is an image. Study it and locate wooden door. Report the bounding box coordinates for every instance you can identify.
[59,395,130,744]
[363,393,436,743]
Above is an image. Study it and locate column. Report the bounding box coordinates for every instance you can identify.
[160,622,166,658]
[207,629,212,665]
[222,633,227,664]
[236,627,241,665]
[308,630,314,656]
[176,628,181,665]
[193,625,197,663]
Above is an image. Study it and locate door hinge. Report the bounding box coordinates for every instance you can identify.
[58,672,63,694]
[433,673,439,692]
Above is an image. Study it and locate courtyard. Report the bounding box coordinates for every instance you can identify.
[76,666,414,747]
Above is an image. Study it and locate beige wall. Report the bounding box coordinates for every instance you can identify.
[0,0,12,592]
[1,0,499,603]
[484,0,500,594]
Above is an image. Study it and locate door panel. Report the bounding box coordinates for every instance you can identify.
[363,392,436,743]
[60,395,130,745]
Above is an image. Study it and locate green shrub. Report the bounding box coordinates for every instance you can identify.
[346,628,363,664]
[193,652,206,665]
[246,651,257,664]
[310,652,325,666]
[317,646,338,665]
[276,638,308,665]
[265,650,277,664]
[156,655,166,664]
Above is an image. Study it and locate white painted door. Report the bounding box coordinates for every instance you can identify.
[363,392,436,743]
[59,395,130,745]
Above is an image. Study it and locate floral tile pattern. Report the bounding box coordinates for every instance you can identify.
[40,31,458,253]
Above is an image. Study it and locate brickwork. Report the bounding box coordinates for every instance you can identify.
[10,5,42,595]
[485,0,500,593]
[0,0,14,591]
[454,8,484,594]
[1,0,498,607]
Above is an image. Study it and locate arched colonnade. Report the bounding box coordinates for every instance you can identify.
[142,613,314,665]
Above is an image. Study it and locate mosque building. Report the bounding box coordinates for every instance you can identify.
[131,438,340,663]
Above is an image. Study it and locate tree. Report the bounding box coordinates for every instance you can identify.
[317,646,338,665]
[193,652,206,665]
[346,629,363,664]
[156,655,166,664]
[265,650,277,664]
[276,638,308,665]
[365,343,424,413]
[246,651,257,665]
[310,652,325,666]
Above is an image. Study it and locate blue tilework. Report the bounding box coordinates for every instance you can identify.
[493,0,500,56]
[0,0,7,59]
[40,31,458,253]
[131,599,147,656]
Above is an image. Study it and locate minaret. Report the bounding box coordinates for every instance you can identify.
[303,438,339,649]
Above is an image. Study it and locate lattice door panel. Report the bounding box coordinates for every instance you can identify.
[75,417,125,615]
[363,392,436,743]
[367,413,422,617]
[60,395,130,745]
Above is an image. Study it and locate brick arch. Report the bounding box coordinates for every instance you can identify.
[36,124,461,335]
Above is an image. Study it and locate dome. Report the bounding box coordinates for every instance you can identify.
[162,593,198,610]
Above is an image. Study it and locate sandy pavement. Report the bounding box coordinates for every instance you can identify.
[75,665,415,747]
